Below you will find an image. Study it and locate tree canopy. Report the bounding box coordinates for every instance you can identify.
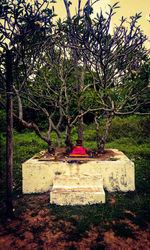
[0,0,149,153]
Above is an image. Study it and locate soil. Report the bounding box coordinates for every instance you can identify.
[37,148,119,161]
[0,193,150,249]
[1,148,149,249]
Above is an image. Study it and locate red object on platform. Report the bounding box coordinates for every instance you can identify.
[69,146,88,156]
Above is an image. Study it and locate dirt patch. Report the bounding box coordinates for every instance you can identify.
[0,193,150,250]
[36,148,119,162]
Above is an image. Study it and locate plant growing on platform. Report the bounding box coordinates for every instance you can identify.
[0,0,101,152]
[59,0,101,147]
[79,3,149,152]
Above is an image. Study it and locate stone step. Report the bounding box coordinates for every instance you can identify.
[50,174,105,205]
[50,186,105,205]
[53,174,103,187]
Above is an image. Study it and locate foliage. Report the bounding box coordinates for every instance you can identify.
[0,0,55,48]
[107,115,150,141]
[0,109,6,132]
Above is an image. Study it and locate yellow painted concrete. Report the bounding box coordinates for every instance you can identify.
[50,186,105,205]
[53,174,103,188]
[50,173,105,205]
[22,149,135,194]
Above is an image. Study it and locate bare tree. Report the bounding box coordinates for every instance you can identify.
[0,0,101,152]
[6,50,13,217]
[61,0,100,145]
[25,38,101,152]
[79,3,149,152]
[0,0,56,153]
[0,0,57,216]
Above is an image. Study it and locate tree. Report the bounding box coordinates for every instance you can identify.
[79,3,149,152]
[23,0,102,152]
[26,38,99,152]
[6,50,13,217]
[0,0,101,152]
[0,0,56,216]
[0,0,56,153]
[60,0,100,146]
[22,42,75,150]
[1,0,149,156]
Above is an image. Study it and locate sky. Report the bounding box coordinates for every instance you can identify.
[53,0,150,48]
[111,0,150,47]
[53,0,110,19]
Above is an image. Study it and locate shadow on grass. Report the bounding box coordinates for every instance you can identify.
[111,222,135,238]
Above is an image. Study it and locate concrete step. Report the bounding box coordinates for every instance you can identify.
[50,186,105,205]
[53,174,103,187]
[50,174,105,205]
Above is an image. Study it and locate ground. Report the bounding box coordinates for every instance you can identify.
[36,148,119,161]
[0,193,150,249]
[0,148,149,249]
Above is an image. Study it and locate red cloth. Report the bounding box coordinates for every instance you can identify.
[69,146,88,156]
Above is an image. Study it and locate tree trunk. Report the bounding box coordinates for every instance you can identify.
[78,115,83,145]
[77,59,86,145]
[57,130,62,148]
[94,116,100,149]
[14,114,55,154]
[6,50,14,217]
[48,141,54,154]
[65,125,73,152]
[98,114,114,154]
[73,50,84,144]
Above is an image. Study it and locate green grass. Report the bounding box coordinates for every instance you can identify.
[0,115,150,239]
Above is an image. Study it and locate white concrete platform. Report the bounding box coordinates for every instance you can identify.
[22,149,135,194]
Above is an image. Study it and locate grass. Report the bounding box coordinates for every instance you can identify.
[0,115,150,241]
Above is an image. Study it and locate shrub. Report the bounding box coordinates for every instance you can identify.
[107,116,150,142]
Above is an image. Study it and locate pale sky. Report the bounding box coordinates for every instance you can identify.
[111,0,150,47]
[54,0,110,19]
[53,0,150,48]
